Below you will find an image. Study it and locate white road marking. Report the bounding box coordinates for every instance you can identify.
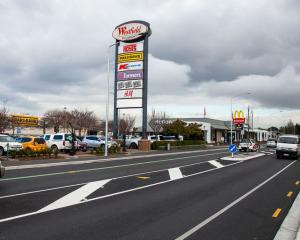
[0,161,242,223]
[1,152,228,182]
[208,160,224,168]
[0,158,220,199]
[168,168,183,180]
[174,161,297,240]
[6,148,227,170]
[37,179,111,213]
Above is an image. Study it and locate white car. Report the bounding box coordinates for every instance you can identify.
[276,135,300,159]
[0,134,23,156]
[42,133,76,152]
[266,138,277,148]
[82,135,117,150]
[238,139,260,152]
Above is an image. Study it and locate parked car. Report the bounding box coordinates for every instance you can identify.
[82,135,117,150]
[238,139,260,152]
[76,137,87,152]
[125,135,183,149]
[276,135,300,159]
[0,134,23,156]
[42,133,77,152]
[16,136,47,152]
[266,138,277,148]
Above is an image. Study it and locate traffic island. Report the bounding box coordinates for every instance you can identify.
[221,152,265,161]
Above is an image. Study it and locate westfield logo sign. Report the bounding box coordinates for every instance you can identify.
[113,22,148,41]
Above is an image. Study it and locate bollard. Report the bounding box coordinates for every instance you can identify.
[6,143,9,161]
[167,143,171,151]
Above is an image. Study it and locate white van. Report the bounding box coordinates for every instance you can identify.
[276,135,300,159]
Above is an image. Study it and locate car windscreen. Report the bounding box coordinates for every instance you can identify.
[278,137,298,144]
[0,136,16,142]
[17,137,32,143]
[34,138,45,144]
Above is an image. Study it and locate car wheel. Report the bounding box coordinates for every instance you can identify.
[130,143,138,149]
[51,145,58,153]
[0,147,4,156]
[100,144,105,151]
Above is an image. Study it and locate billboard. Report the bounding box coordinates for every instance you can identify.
[113,20,151,138]
[11,114,39,127]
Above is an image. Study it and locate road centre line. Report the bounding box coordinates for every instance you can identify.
[5,148,227,171]
[0,151,227,182]
[0,158,222,199]
[0,158,241,224]
[174,161,296,240]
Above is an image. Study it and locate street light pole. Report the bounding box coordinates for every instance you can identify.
[105,43,118,157]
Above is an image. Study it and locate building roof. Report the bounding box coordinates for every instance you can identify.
[175,118,229,130]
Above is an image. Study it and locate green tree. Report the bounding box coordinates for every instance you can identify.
[185,123,203,140]
[163,119,187,136]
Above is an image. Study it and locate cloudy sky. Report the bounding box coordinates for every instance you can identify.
[1,0,300,128]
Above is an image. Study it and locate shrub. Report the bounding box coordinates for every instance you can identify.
[151,140,206,150]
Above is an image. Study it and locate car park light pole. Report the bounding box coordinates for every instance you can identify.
[105,43,118,157]
[230,92,251,156]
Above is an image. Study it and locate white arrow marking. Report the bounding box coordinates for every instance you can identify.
[209,160,224,168]
[37,179,111,213]
[168,167,183,180]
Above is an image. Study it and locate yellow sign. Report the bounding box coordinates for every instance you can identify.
[11,114,39,127]
[118,52,144,63]
[233,110,245,119]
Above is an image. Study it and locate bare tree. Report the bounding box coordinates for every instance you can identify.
[118,114,136,135]
[148,109,169,134]
[0,104,10,133]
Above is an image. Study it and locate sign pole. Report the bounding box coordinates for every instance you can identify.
[142,36,149,139]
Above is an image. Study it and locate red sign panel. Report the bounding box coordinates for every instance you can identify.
[233,118,245,124]
[123,44,137,52]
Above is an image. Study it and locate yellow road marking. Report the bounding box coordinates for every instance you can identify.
[287,191,293,198]
[272,208,282,218]
[295,181,300,186]
[136,176,150,180]
[68,171,78,174]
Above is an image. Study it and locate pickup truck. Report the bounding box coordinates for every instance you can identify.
[238,139,260,152]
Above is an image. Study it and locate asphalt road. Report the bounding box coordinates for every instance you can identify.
[0,148,299,240]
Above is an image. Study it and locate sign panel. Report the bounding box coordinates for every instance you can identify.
[228,144,238,153]
[118,42,144,54]
[117,99,143,108]
[233,110,245,124]
[112,22,149,41]
[117,80,143,90]
[117,89,143,99]
[117,61,143,72]
[11,114,39,127]
[117,70,143,81]
[118,52,144,63]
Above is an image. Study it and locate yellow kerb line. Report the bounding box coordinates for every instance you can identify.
[287,192,293,197]
[272,208,282,218]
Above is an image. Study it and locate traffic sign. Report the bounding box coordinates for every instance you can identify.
[228,144,238,153]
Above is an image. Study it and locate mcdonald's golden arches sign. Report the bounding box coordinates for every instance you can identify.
[233,110,245,124]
